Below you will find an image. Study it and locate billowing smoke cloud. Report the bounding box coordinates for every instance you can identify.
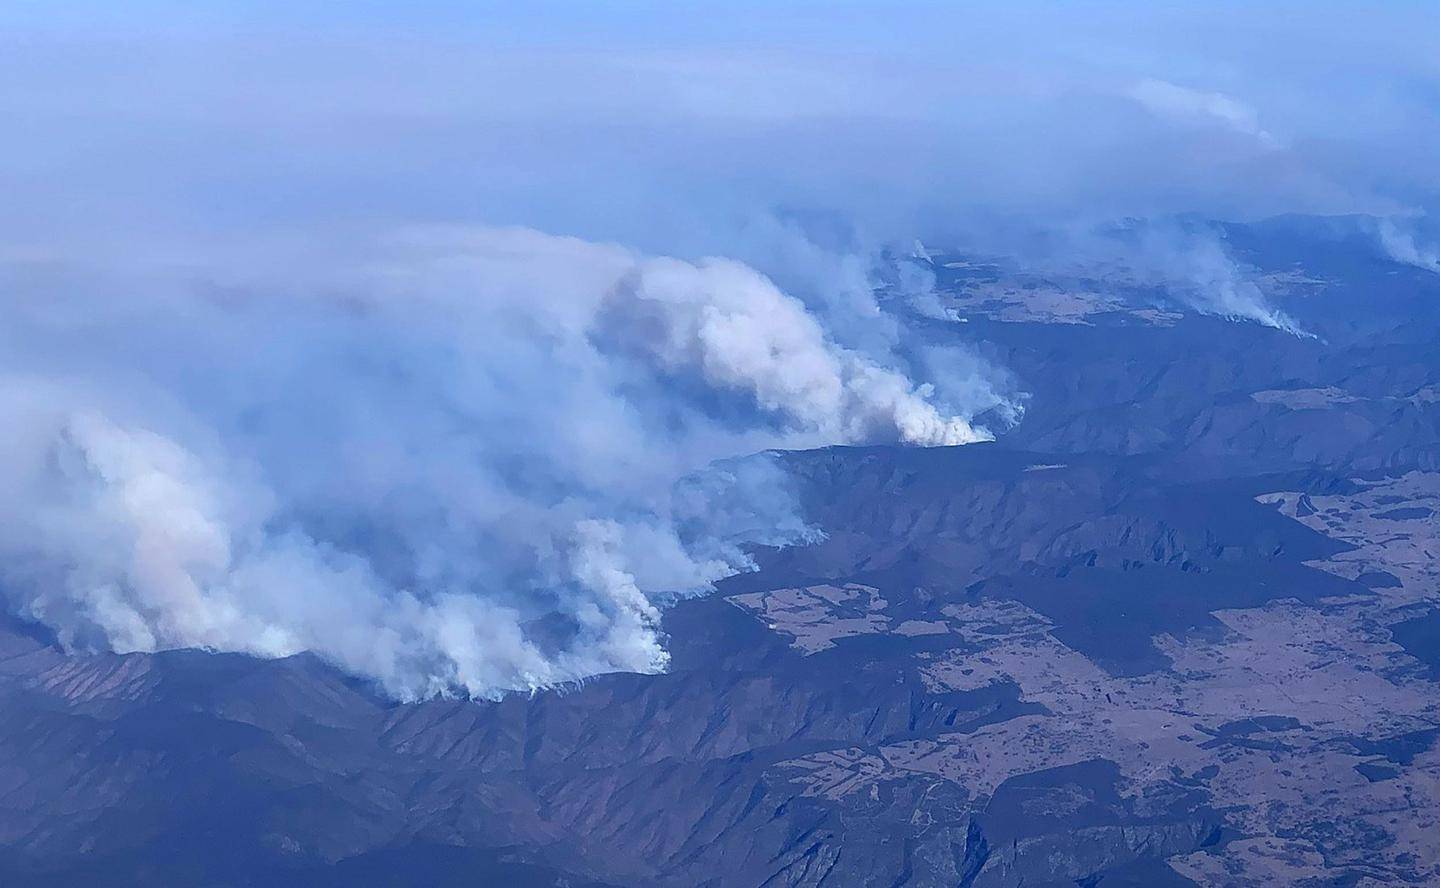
[594,253,988,446]
[0,227,995,699]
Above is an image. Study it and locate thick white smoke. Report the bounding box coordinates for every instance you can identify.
[0,227,995,699]
[598,256,988,447]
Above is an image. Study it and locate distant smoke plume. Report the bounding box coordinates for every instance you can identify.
[952,218,1314,336]
[0,227,996,699]
[1143,231,1309,336]
[1376,217,1440,273]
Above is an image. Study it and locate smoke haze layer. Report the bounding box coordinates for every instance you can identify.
[3,3,1438,256]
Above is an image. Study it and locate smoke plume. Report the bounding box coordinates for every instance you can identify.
[1136,228,1309,336]
[1376,217,1440,273]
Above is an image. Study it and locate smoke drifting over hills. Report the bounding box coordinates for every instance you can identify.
[0,2,1437,696]
[0,228,1003,699]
